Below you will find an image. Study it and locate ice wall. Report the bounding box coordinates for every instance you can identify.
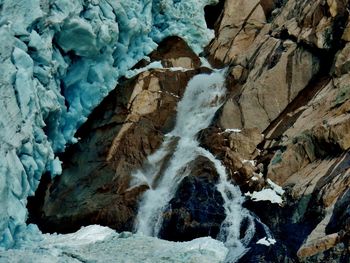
[0,0,217,248]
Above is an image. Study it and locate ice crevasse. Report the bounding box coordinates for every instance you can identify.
[0,0,218,248]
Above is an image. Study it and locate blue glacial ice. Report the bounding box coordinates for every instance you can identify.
[0,0,218,248]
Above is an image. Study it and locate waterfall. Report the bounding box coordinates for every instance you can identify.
[132,70,255,262]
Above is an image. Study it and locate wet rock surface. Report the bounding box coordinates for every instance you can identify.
[204,0,350,261]
[158,156,225,241]
[198,127,265,192]
[29,1,350,262]
[29,37,207,233]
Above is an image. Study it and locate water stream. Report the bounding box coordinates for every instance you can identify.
[131,70,255,262]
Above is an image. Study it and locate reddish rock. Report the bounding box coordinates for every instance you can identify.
[133,36,201,69]
[35,67,206,233]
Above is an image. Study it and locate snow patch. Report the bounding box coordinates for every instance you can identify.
[243,160,256,166]
[222,128,242,133]
[1,226,228,263]
[246,189,283,204]
[267,178,285,195]
[168,67,191,72]
[245,178,285,205]
[256,237,277,246]
[245,179,284,204]
[42,225,115,247]
[125,61,164,78]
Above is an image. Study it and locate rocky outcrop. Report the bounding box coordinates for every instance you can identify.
[134,36,201,69]
[198,127,265,192]
[29,37,207,233]
[29,1,350,262]
[208,0,267,66]
[205,0,350,262]
[158,156,225,241]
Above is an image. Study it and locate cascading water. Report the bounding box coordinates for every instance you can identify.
[131,70,256,262]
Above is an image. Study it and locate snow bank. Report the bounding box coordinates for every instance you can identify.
[246,189,283,204]
[0,225,228,263]
[245,179,285,204]
[0,0,218,248]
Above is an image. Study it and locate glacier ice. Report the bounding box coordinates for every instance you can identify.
[0,0,218,248]
[0,225,228,263]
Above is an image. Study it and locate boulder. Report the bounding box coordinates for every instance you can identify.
[158,156,225,241]
[133,36,201,69]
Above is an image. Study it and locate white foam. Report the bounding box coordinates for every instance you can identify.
[135,70,227,235]
[134,69,256,262]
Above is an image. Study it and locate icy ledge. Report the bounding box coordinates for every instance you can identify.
[0,0,218,248]
[0,225,228,263]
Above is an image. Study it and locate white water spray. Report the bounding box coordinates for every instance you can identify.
[132,70,255,261]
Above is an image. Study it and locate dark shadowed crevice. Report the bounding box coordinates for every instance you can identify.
[26,172,52,227]
[204,0,225,30]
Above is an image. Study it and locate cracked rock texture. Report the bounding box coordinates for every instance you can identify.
[30,38,209,234]
[29,0,350,262]
[205,0,350,262]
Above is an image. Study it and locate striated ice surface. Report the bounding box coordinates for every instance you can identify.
[0,225,228,263]
[0,0,218,248]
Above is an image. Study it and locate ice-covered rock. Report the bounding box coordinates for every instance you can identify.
[0,0,218,248]
[0,225,228,263]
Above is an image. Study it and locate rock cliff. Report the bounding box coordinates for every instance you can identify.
[207,0,350,262]
[30,1,350,262]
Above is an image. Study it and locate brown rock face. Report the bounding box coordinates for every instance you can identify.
[198,127,264,192]
[28,1,350,262]
[204,0,350,262]
[133,36,201,69]
[208,0,267,66]
[158,156,226,241]
[32,37,207,233]
[211,11,320,131]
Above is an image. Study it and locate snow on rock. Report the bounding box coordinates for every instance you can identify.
[125,61,164,78]
[0,0,218,248]
[267,178,285,196]
[245,179,284,204]
[256,237,277,246]
[225,129,242,133]
[0,225,228,263]
[243,159,256,166]
[219,128,242,134]
[246,189,283,204]
[125,61,193,79]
